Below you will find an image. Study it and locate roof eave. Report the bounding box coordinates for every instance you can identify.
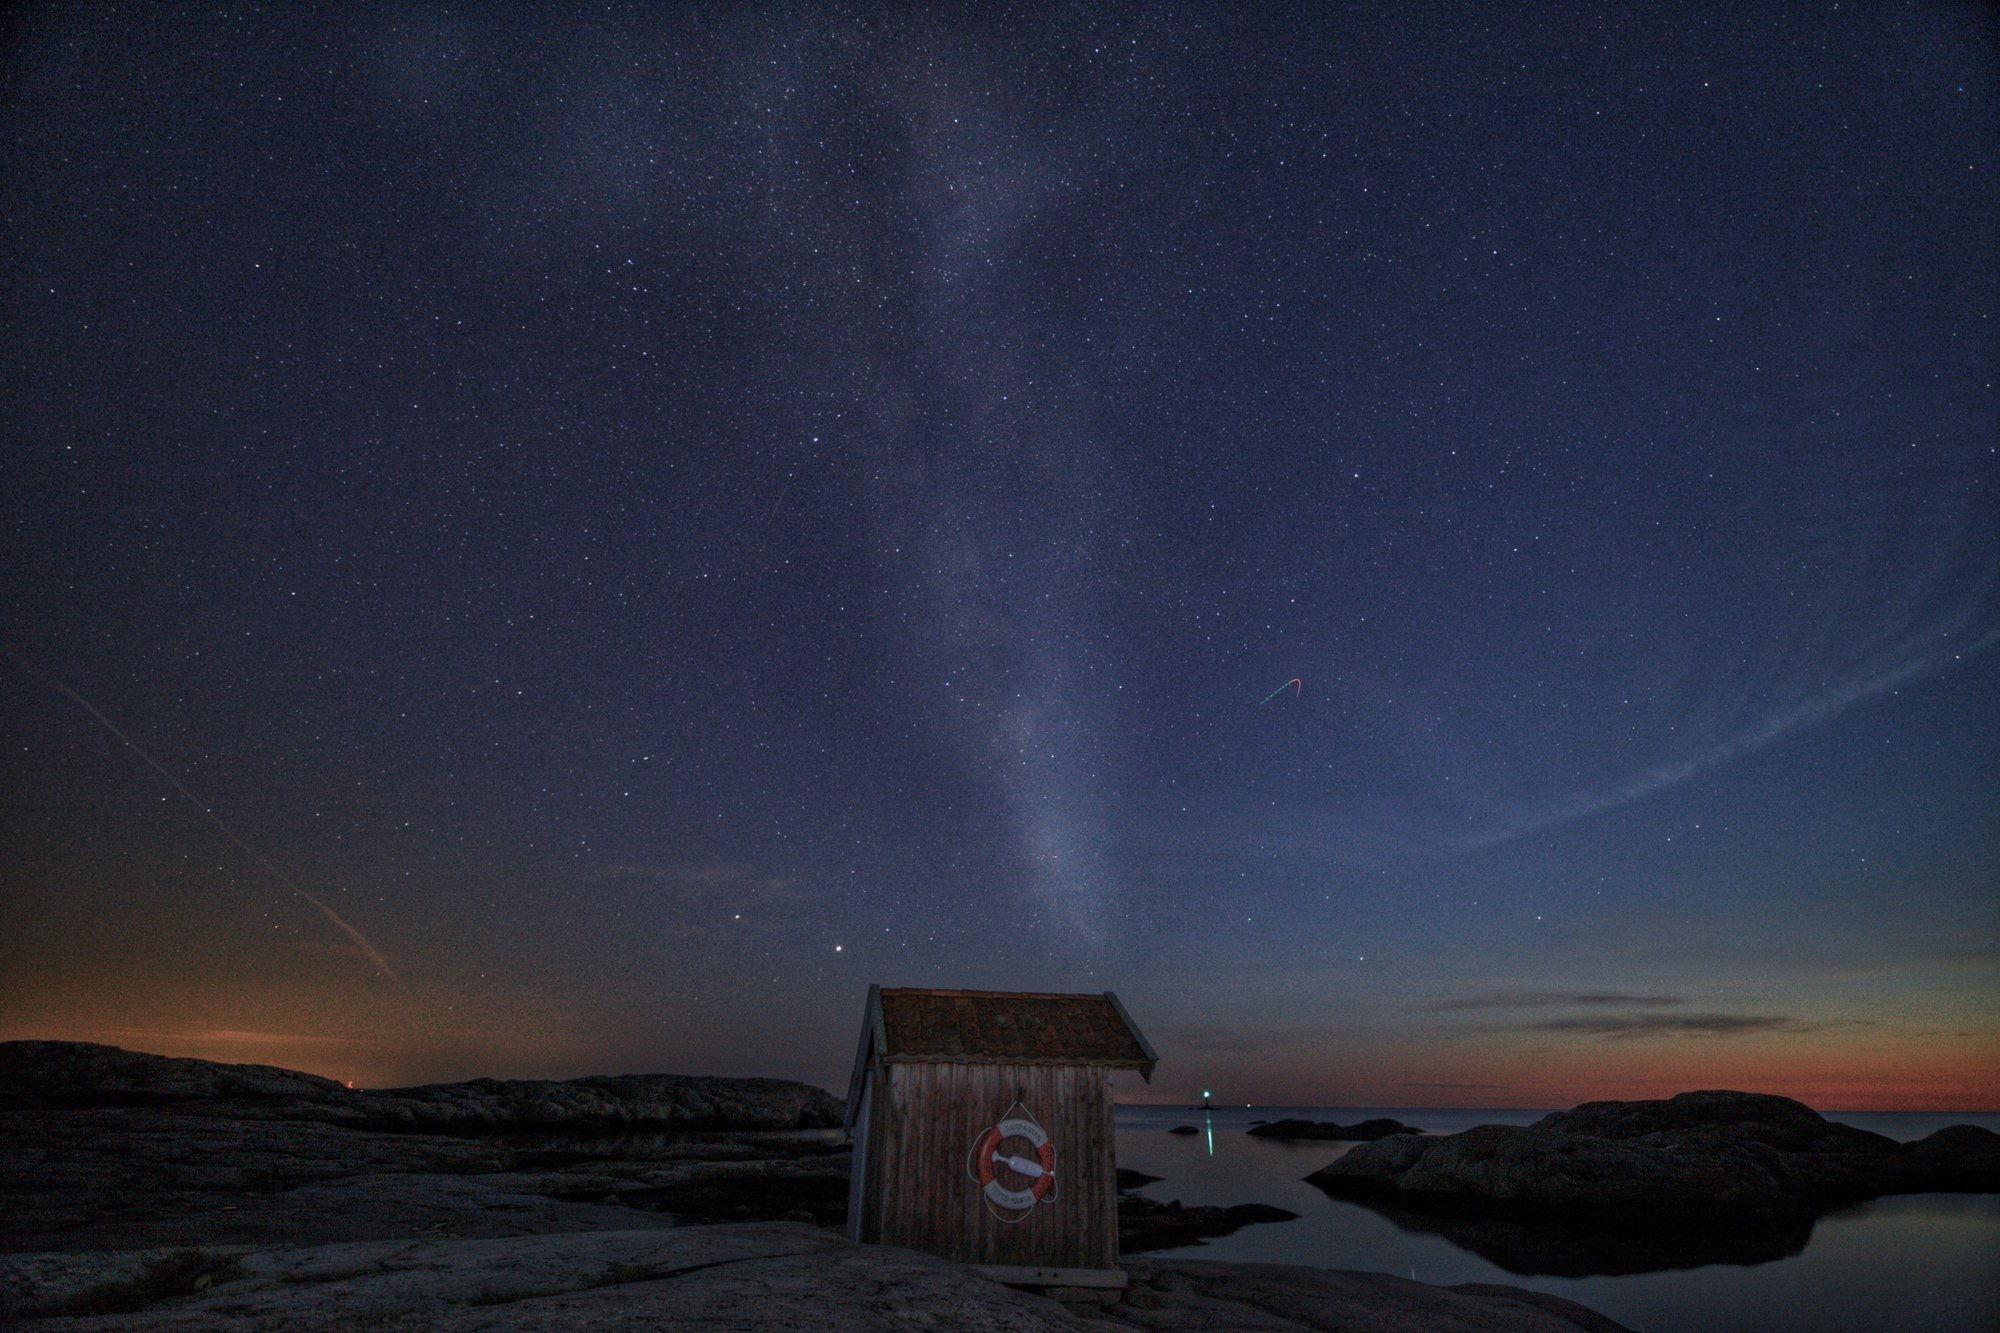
[880,1053,1156,1080]
[842,985,882,1134]
[1104,991,1159,1083]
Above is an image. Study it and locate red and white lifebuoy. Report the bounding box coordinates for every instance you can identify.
[966,1109,1058,1219]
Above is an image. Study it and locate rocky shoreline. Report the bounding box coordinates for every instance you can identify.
[1,1042,1625,1329]
[1307,1090,2000,1232]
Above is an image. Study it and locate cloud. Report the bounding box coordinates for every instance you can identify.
[109,1027,358,1048]
[587,862,814,940]
[1154,1027,1301,1055]
[1400,1081,1506,1090]
[594,862,808,903]
[1428,991,1686,1012]
[1811,947,2000,982]
[1428,991,1881,1041]
[1508,1013,1876,1040]
[598,862,750,888]
[1461,585,2000,855]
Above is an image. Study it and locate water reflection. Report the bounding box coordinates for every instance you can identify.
[1114,1106,2000,1333]
[1327,1194,1816,1277]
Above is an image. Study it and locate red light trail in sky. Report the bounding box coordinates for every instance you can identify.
[1259,678,1303,705]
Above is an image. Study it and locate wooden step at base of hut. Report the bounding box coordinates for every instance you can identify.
[974,1264,1128,1305]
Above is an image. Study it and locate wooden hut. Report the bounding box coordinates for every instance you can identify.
[845,985,1157,1292]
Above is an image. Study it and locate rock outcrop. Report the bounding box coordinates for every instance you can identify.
[1247,1117,1422,1141]
[0,1040,1634,1328]
[0,1226,1632,1330]
[1533,1089,1890,1152]
[1117,1196,1300,1253]
[0,1101,852,1255]
[1113,1166,1299,1253]
[0,1042,843,1133]
[353,1073,844,1134]
[1307,1091,2000,1228]
[0,1041,847,1257]
[0,1042,348,1108]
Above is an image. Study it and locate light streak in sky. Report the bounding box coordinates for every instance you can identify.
[6,655,397,979]
[1462,611,2000,854]
[1259,677,1303,705]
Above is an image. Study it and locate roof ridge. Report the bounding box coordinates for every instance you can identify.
[864,988,1156,1081]
[877,987,1111,999]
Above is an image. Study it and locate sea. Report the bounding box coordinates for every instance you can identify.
[1113,1104,2000,1333]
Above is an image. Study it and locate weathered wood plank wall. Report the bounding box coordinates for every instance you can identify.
[868,1061,1117,1269]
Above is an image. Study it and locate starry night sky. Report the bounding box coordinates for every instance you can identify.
[4,3,1996,1109]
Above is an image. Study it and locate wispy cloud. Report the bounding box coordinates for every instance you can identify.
[109,1027,358,1048]
[598,862,752,888]
[1428,991,1882,1041]
[594,862,807,903]
[1400,1080,1506,1090]
[1429,991,1685,1012]
[1509,1013,1876,1040]
[1811,947,2000,982]
[588,862,813,938]
[1154,1027,1305,1055]
[1460,588,2000,854]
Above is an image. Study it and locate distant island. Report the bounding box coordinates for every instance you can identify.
[1248,1116,1424,1141]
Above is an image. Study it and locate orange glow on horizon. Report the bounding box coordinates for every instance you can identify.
[1115,1026,2000,1113]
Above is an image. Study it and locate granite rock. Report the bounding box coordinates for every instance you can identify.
[1308,1091,2000,1226]
[0,1042,347,1109]
[1117,1197,1299,1254]
[0,1227,1631,1330]
[0,1042,843,1134]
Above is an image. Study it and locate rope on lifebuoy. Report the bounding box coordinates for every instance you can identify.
[964,1100,1059,1221]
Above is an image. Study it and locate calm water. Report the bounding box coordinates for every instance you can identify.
[1114,1105,2000,1333]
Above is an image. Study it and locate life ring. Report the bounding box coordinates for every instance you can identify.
[966,1111,1057,1217]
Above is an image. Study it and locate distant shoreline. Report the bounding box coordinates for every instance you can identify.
[1112,1101,2000,1122]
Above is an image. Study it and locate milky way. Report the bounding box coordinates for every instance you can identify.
[2,4,1994,1108]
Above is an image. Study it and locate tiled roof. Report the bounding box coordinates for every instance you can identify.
[874,988,1154,1070]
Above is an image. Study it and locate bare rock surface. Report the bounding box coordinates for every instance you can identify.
[0,1226,1629,1330]
[0,1042,852,1257]
[0,1225,1073,1330]
[352,1074,844,1135]
[1115,1197,1299,1254]
[1308,1090,2000,1229]
[1112,1167,1297,1254]
[0,1108,511,1253]
[1113,1260,1630,1331]
[0,1042,1629,1329]
[0,1105,850,1255]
